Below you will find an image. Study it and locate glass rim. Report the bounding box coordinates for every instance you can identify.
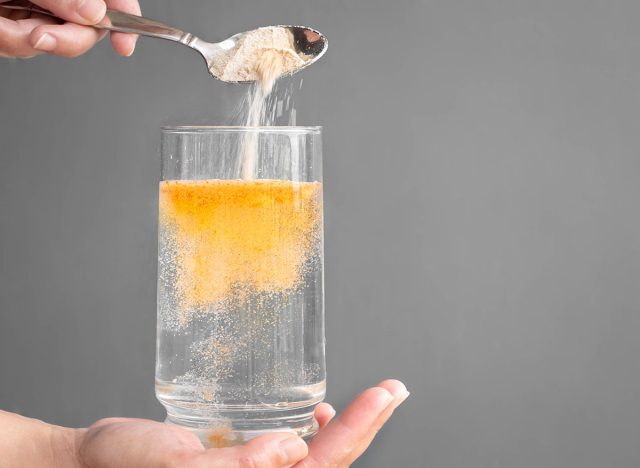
[162,125,322,134]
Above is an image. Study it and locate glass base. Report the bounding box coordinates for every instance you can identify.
[164,411,319,448]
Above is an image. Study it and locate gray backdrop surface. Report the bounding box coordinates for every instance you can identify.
[2,0,640,466]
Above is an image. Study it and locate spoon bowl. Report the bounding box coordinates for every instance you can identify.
[198,25,328,83]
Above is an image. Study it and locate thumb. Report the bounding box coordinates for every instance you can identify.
[31,0,106,25]
[198,433,308,468]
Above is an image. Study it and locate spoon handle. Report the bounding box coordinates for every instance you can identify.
[0,0,196,44]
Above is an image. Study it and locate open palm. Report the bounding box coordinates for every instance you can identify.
[77,380,409,468]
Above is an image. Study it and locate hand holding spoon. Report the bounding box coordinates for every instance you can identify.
[0,0,327,82]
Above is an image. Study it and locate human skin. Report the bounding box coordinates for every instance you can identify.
[0,0,140,58]
[0,379,409,467]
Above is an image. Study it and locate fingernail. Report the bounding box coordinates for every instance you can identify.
[126,40,136,57]
[78,0,106,23]
[398,390,410,404]
[33,33,56,51]
[279,436,307,462]
[378,388,395,408]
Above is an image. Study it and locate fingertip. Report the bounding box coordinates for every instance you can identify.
[319,402,336,418]
[30,24,50,48]
[376,379,409,402]
[364,386,395,410]
[30,31,57,52]
[315,402,336,428]
[28,23,101,58]
[77,0,107,24]
[278,435,309,463]
[129,36,138,56]
[110,32,137,57]
[330,387,393,426]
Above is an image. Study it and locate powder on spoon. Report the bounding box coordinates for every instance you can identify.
[211,26,307,89]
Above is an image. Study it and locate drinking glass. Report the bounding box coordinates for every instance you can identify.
[156,126,325,447]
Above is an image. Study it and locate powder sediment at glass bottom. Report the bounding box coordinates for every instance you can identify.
[159,179,323,326]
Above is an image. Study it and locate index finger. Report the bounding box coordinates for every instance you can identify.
[297,381,410,468]
[295,387,394,467]
[347,380,410,464]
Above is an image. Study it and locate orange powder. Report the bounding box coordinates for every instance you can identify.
[159,179,322,318]
[207,426,233,448]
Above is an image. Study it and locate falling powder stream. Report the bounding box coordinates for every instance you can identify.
[241,44,303,179]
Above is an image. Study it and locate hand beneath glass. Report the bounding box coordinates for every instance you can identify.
[0,0,140,58]
[76,380,409,468]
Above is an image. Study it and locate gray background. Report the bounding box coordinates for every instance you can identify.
[2,0,640,466]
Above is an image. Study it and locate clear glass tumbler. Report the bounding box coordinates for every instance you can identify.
[156,126,325,446]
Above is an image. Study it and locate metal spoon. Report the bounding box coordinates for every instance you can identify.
[0,0,328,82]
